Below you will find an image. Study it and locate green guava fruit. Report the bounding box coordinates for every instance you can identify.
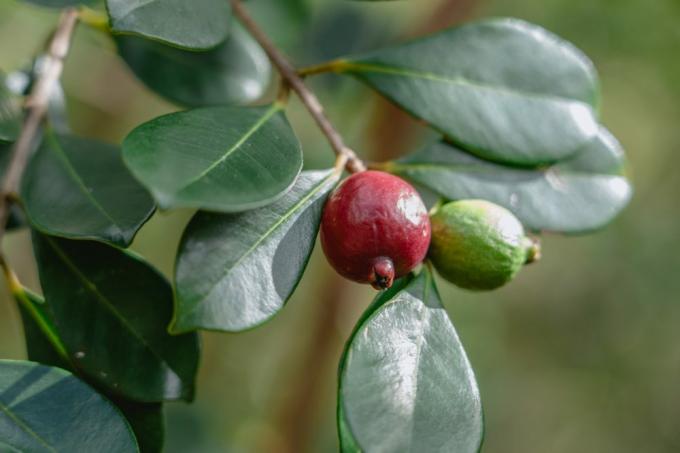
[428,199,535,291]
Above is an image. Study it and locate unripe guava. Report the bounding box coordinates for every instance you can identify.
[320,171,431,289]
[428,199,534,291]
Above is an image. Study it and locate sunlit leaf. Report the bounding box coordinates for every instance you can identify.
[339,269,484,452]
[338,18,599,166]
[106,0,231,50]
[122,104,302,212]
[172,170,338,333]
[388,127,632,233]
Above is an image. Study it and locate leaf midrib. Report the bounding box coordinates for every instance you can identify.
[0,398,57,452]
[175,104,281,195]
[183,172,335,317]
[44,132,124,233]
[44,236,182,383]
[391,161,621,178]
[343,61,590,106]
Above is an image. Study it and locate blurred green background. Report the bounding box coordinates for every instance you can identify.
[1,0,679,452]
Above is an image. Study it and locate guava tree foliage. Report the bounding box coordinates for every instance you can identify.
[0,0,632,451]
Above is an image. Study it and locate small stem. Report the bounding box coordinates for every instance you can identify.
[77,6,110,33]
[297,60,346,78]
[0,255,70,363]
[0,8,79,244]
[230,0,365,174]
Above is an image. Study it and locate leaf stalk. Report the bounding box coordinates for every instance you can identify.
[230,0,366,174]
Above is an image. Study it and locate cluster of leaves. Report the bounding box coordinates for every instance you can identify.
[0,1,631,452]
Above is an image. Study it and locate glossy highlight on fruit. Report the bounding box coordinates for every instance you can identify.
[429,199,533,291]
[320,171,431,289]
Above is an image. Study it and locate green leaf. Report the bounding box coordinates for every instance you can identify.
[19,0,97,7]
[116,23,270,107]
[32,233,200,403]
[16,288,70,370]
[18,290,164,453]
[172,169,338,333]
[106,0,231,50]
[0,72,21,143]
[389,127,632,233]
[0,360,138,452]
[338,269,484,452]
[338,18,599,166]
[21,132,155,247]
[111,399,164,453]
[122,104,302,212]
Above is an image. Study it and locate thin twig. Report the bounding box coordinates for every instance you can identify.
[0,8,79,244]
[230,0,366,174]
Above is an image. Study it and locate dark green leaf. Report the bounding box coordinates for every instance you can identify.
[0,72,21,143]
[21,132,155,247]
[17,288,70,370]
[18,290,164,453]
[116,23,270,107]
[106,0,231,50]
[122,104,302,212]
[172,169,338,333]
[32,233,200,402]
[19,0,97,8]
[0,360,138,452]
[339,18,599,166]
[338,269,484,452]
[389,127,632,233]
[111,399,164,453]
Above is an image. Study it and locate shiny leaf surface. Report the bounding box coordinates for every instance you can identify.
[32,234,200,402]
[389,127,632,233]
[0,360,138,452]
[340,18,599,166]
[339,270,484,452]
[122,104,302,212]
[117,24,270,107]
[21,132,155,247]
[172,170,338,333]
[106,0,231,50]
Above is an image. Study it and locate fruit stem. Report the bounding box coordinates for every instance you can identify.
[524,236,542,264]
[297,59,348,77]
[231,0,366,174]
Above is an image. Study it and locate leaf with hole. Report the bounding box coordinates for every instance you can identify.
[116,23,270,107]
[32,233,200,403]
[106,0,231,50]
[338,269,484,452]
[21,132,155,247]
[388,127,632,233]
[172,170,338,333]
[0,360,138,452]
[338,18,599,166]
[122,104,302,212]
